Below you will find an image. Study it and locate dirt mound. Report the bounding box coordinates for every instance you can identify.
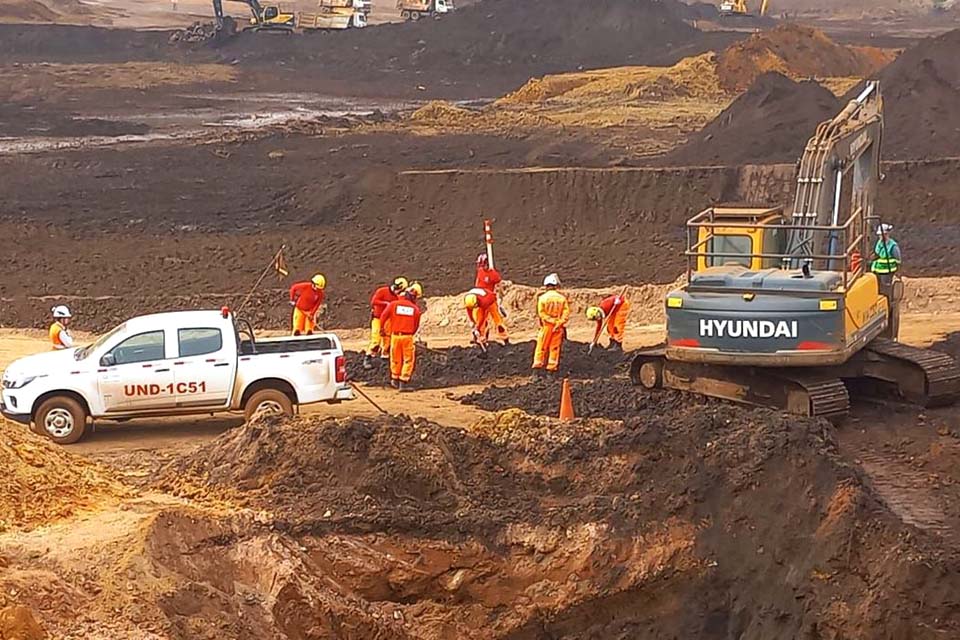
[463,377,705,419]
[210,0,738,98]
[717,23,896,92]
[408,100,474,125]
[0,422,128,533]
[157,410,960,637]
[878,28,960,160]
[664,71,840,166]
[0,0,57,22]
[0,24,171,62]
[345,340,630,388]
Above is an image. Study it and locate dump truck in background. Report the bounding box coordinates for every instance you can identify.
[398,0,454,20]
[297,0,367,30]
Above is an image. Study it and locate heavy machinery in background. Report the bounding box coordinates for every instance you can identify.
[719,0,769,17]
[398,0,454,20]
[212,0,295,32]
[631,81,960,420]
[299,0,367,30]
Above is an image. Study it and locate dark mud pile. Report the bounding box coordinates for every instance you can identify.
[664,72,841,166]
[345,341,629,388]
[879,29,960,160]
[158,410,960,638]
[212,0,736,96]
[462,377,706,419]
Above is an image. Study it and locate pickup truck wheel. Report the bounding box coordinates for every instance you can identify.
[244,389,294,422]
[35,397,88,445]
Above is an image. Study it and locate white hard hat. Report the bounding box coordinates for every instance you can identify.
[877,223,893,235]
[543,273,561,287]
[51,305,72,319]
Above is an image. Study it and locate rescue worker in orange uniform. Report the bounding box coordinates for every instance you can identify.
[380,282,423,392]
[49,305,75,350]
[586,294,631,352]
[532,273,571,375]
[363,276,408,370]
[475,253,509,345]
[289,274,326,336]
[463,287,497,345]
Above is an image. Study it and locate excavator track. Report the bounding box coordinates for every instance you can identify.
[858,339,960,407]
[631,351,850,421]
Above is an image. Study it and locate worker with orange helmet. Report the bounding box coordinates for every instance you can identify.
[289,274,326,336]
[380,282,423,392]
[463,287,497,345]
[532,273,570,375]
[475,253,509,345]
[586,293,631,352]
[49,305,75,350]
[364,276,409,369]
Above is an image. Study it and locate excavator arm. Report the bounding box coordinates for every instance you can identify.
[212,0,267,28]
[786,81,883,270]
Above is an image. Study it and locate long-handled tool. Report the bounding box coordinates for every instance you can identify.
[349,381,388,414]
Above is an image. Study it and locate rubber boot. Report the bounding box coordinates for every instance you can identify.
[532,367,546,379]
[390,378,399,389]
[609,340,623,353]
[398,380,413,393]
[362,354,374,370]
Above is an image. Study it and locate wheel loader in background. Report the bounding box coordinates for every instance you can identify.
[719,0,769,17]
[631,81,960,420]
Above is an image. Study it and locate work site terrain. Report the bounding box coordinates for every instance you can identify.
[3,0,960,637]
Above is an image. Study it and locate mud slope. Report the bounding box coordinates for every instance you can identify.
[155,411,960,639]
[879,28,960,160]
[664,72,841,166]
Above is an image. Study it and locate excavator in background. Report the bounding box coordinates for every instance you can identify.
[719,0,769,17]
[212,0,295,33]
[631,81,960,420]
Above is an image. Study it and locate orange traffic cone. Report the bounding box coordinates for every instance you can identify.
[559,378,575,421]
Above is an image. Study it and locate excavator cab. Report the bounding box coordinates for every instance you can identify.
[694,206,787,271]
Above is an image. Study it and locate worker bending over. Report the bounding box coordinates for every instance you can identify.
[532,273,570,375]
[364,276,408,369]
[464,287,497,345]
[871,223,901,284]
[49,305,74,350]
[289,274,327,336]
[475,253,509,345]
[586,294,631,352]
[380,282,423,392]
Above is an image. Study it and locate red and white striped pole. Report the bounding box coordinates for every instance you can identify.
[484,219,495,269]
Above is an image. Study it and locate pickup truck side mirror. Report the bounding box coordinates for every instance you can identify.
[100,353,116,367]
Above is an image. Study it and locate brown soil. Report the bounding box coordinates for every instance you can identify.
[145,410,960,638]
[0,0,56,22]
[878,28,960,160]
[716,23,896,92]
[0,422,128,533]
[663,72,841,165]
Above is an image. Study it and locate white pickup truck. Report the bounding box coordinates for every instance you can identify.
[1,309,353,444]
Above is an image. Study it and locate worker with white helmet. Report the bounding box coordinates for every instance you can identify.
[532,273,570,375]
[49,305,74,350]
[871,223,901,280]
[289,273,327,336]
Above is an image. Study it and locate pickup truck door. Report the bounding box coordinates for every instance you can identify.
[173,327,236,407]
[97,330,177,412]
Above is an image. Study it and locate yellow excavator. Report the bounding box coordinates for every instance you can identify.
[719,0,769,17]
[631,81,960,420]
[212,0,295,33]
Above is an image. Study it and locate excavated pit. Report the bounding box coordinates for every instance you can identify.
[145,410,960,639]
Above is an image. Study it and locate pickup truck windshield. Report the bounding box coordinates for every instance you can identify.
[75,322,127,361]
